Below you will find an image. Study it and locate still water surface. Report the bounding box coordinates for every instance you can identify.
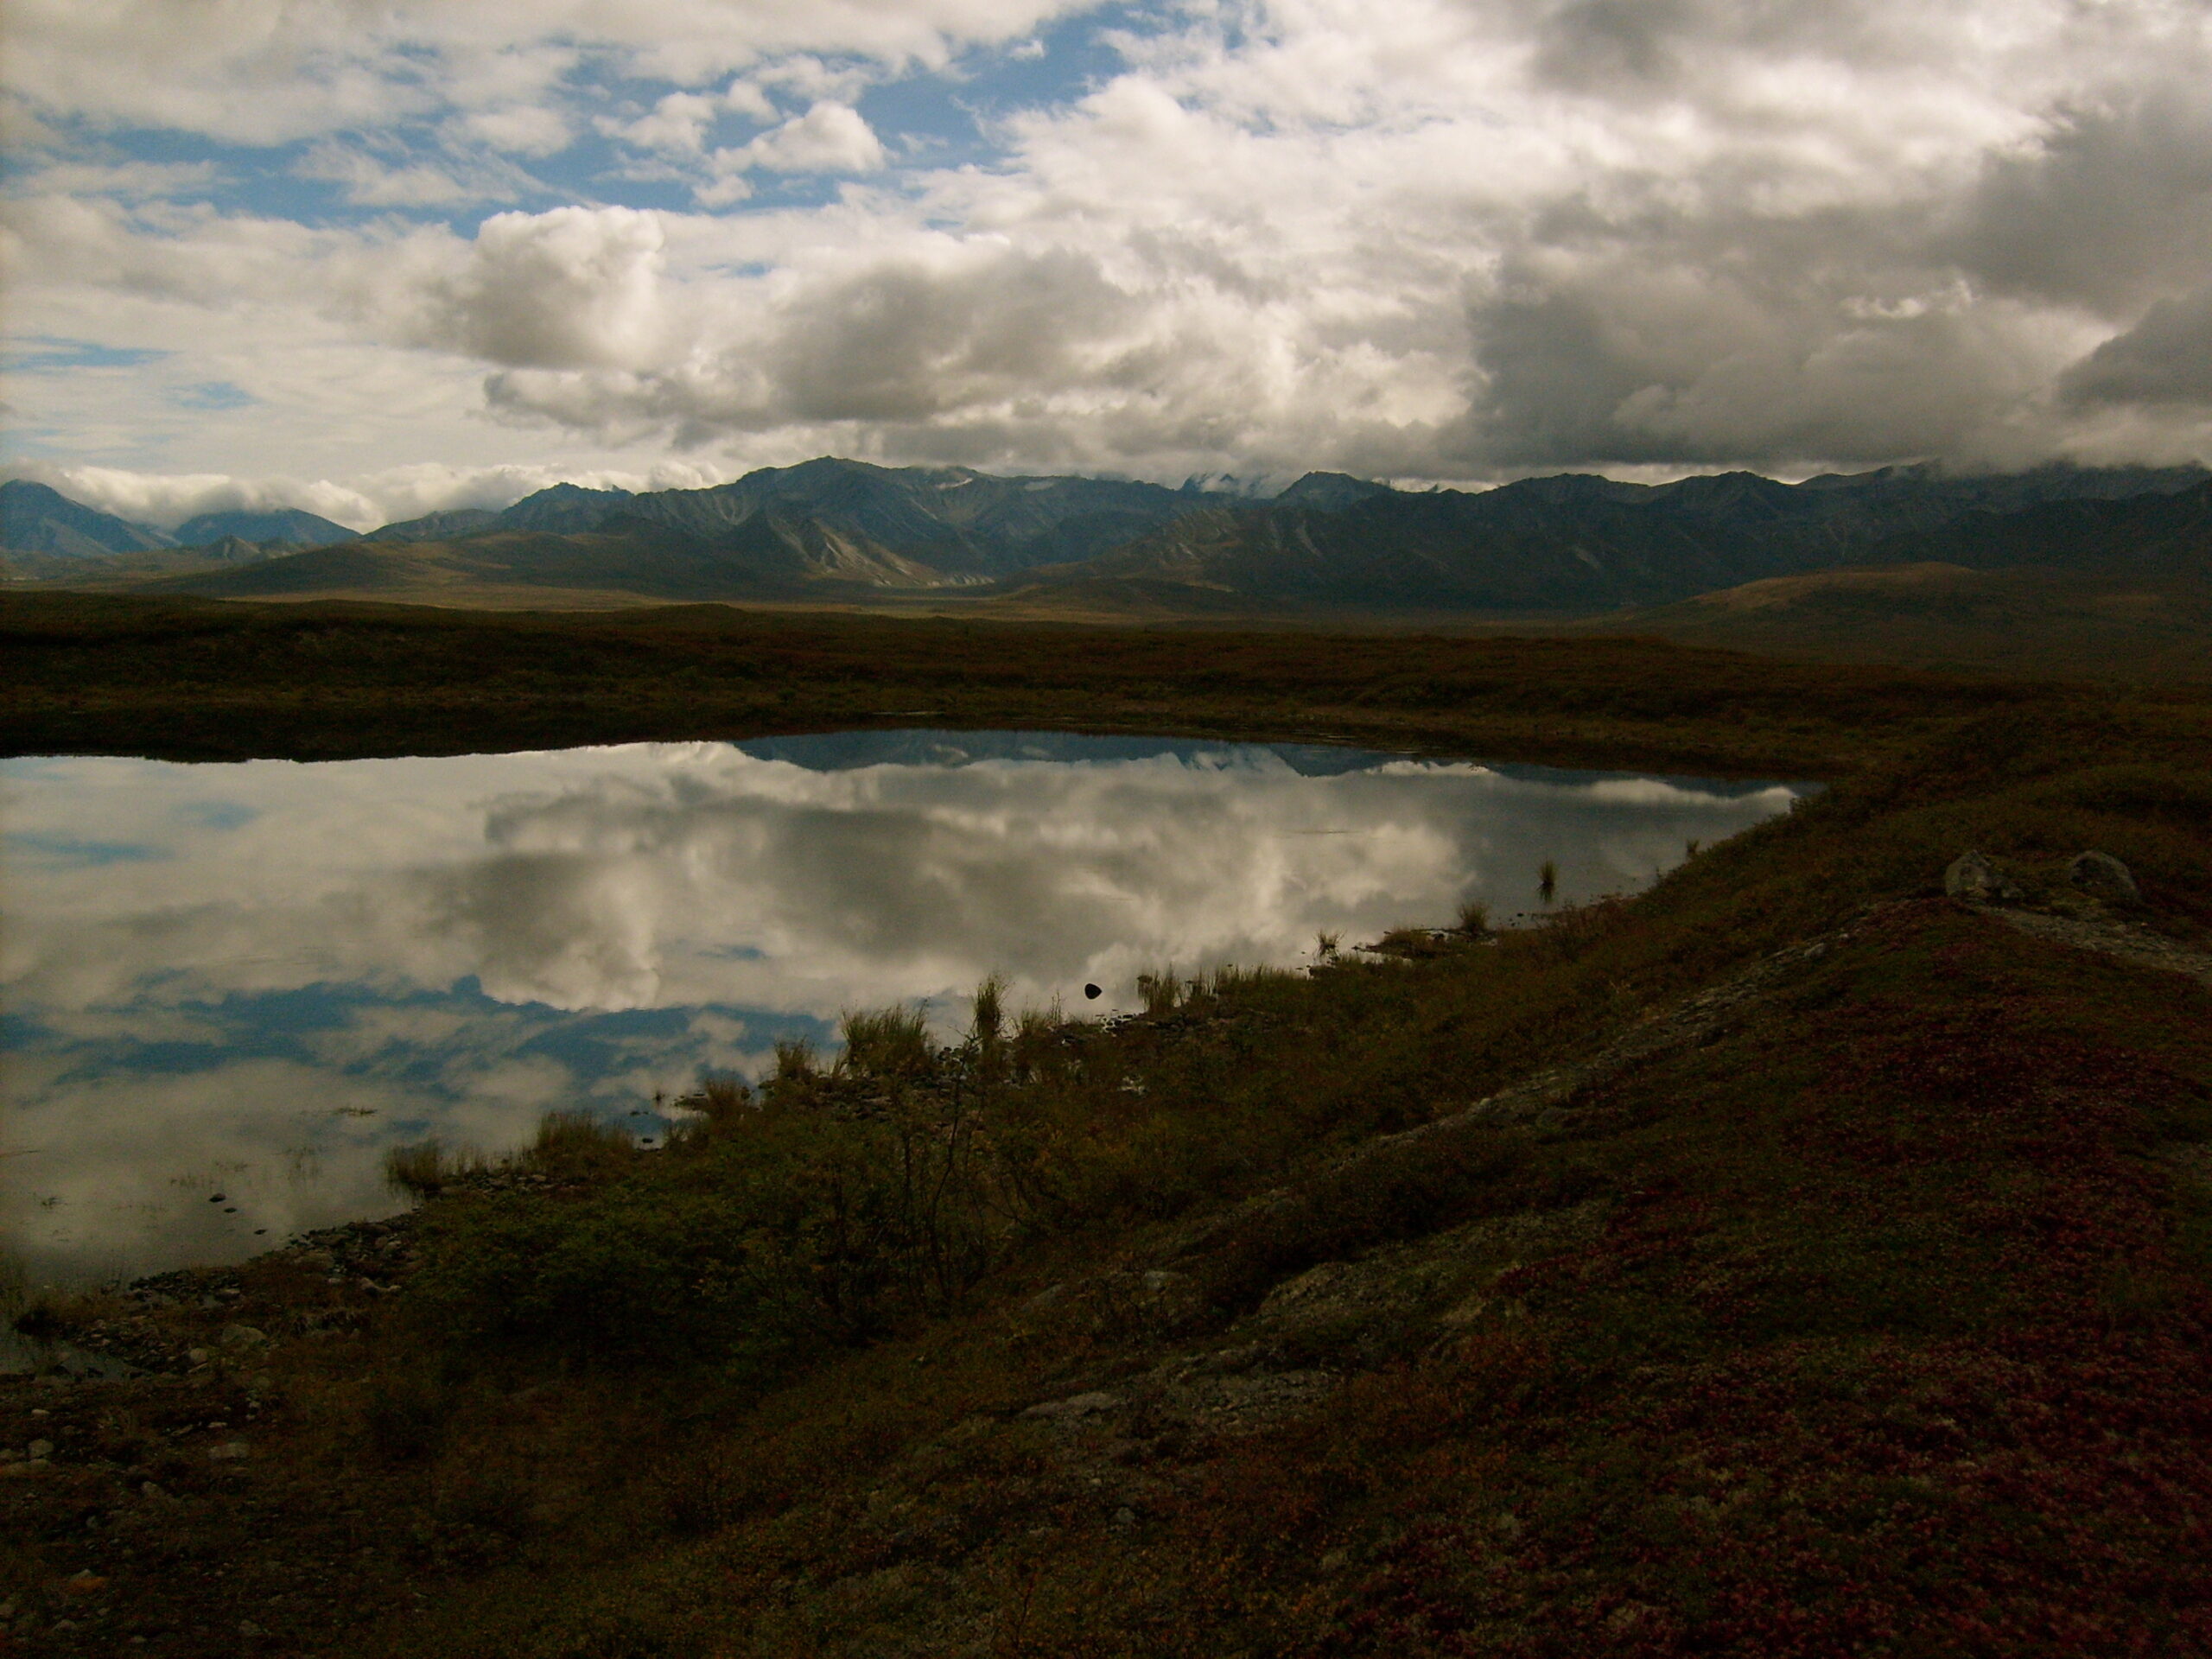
[3,730,1808,1289]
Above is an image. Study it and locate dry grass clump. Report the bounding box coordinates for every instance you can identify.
[383,1139,486,1198]
[839,1005,933,1079]
[522,1109,638,1178]
[1135,969,1184,1015]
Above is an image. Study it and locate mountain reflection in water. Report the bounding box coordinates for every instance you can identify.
[1,732,1808,1286]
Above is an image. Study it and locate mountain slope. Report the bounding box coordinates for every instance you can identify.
[1857,477,2212,574]
[387,457,1206,578]
[0,478,173,556]
[136,518,947,604]
[172,507,355,548]
[365,508,503,543]
[1005,465,2212,613]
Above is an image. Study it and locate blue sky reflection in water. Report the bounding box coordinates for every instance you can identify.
[1,732,1808,1286]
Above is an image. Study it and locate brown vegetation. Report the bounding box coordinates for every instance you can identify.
[3,601,2210,1656]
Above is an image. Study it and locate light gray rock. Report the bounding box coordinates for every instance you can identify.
[1944,852,2020,903]
[1020,1268,1204,1337]
[1021,1390,1122,1421]
[2068,850,2139,902]
[219,1325,270,1352]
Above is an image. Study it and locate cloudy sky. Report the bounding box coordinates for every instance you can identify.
[3,0,2209,529]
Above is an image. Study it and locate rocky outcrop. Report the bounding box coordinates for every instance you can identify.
[1945,851,2022,903]
[2068,849,2139,902]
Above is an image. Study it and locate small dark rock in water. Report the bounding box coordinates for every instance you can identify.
[209,1193,226,1203]
[1084,983,1102,1000]
[2068,850,2139,902]
[1944,852,2020,903]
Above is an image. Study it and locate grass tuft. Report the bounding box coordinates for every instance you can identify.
[384,1139,486,1198]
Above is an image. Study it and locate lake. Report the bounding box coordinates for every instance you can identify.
[2,730,1808,1294]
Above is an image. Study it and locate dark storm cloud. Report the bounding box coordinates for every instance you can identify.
[2062,285,2212,406]
[763,249,1141,423]
[1948,84,2212,315]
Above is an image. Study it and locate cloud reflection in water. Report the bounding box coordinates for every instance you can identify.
[2,732,1806,1285]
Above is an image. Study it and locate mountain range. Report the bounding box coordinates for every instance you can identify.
[0,480,357,557]
[5,458,2209,621]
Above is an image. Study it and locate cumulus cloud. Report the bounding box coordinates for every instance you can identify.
[601,92,725,156]
[0,0,1083,144]
[5,0,2211,485]
[412,206,668,370]
[711,102,887,178]
[2062,285,2212,407]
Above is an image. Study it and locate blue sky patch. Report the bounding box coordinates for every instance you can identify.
[172,800,259,831]
[3,831,171,868]
[168,381,257,411]
[5,336,170,373]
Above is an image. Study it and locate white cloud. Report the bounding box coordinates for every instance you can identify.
[721,79,781,124]
[461,105,574,158]
[296,145,480,208]
[4,0,2210,483]
[5,160,223,200]
[713,102,887,176]
[411,206,669,370]
[0,0,1084,144]
[601,92,724,156]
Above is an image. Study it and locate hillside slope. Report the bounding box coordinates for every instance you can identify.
[1580,562,2212,682]
[0,479,173,556]
[130,520,940,603]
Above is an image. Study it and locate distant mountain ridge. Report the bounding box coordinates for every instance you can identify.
[458,458,1214,580]
[12,457,2209,614]
[0,480,355,559]
[1009,463,2212,613]
[0,479,175,556]
[173,507,354,549]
